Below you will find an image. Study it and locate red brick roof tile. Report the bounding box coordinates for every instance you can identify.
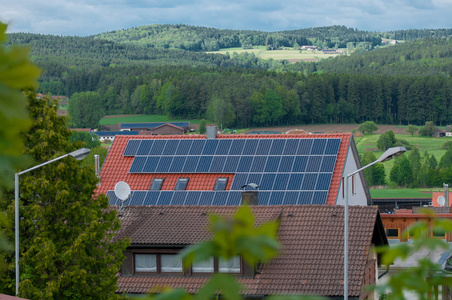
[115,205,385,297]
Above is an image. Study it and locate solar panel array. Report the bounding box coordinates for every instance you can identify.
[114,138,341,206]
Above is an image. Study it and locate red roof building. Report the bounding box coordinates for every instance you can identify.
[114,205,387,298]
[98,132,370,207]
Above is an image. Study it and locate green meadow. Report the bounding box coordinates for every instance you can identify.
[99,115,211,126]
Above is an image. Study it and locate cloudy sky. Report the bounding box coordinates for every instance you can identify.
[1,0,451,36]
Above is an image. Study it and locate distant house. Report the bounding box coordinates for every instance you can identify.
[301,45,318,51]
[446,125,452,137]
[120,122,190,132]
[433,129,446,138]
[114,204,388,299]
[322,49,337,54]
[94,131,139,142]
[149,123,185,135]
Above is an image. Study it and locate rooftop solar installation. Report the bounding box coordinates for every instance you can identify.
[111,137,341,206]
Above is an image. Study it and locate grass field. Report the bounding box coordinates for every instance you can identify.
[99,115,211,126]
[370,188,435,198]
[206,47,345,61]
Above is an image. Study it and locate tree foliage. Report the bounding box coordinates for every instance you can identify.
[358,121,378,134]
[68,131,101,149]
[0,94,129,298]
[360,152,386,186]
[406,125,419,136]
[419,121,438,137]
[68,91,105,128]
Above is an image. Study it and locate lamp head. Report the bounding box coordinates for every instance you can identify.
[69,148,91,161]
[378,146,407,162]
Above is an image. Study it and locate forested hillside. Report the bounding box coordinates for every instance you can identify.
[7,25,452,130]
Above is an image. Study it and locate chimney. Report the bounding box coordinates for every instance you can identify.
[206,126,218,139]
[94,154,100,178]
[241,190,258,205]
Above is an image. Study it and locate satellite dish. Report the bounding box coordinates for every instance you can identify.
[438,195,446,207]
[114,181,131,202]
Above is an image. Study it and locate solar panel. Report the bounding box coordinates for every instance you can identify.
[107,191,118,205]
[287,173,303,190]
[298,191,314,204]
[311,139,327,155]
[155,157,173,173]
[171,192,187,205]
[162,140,179,155]
[143,191,159,205]
[184,191,201,205]
[209,156,227,172]
[130,191,146,205]
[242,139,258,155]
[169,156,186,172]
[149,140,167,155]
[256,139,272,155]
[182,156,200,172]
[250,156,267,172]
[292,156,308,172]
[176,140,192,155]
[202,140,219,155]
[312,191,328,204]
[297,139,313,155]
[231,173,248,190]
[142,157,160,173]
[212,191,228,205]
[157,191,173,205]
[269,191,284,205]
[306,156,322,172]
[223,156,240,172]
[199,191,215,205]
[320,156,337,172]
[215,140,232,155]
[301,173,318,190]
[136,140,153,156]
[260,174,276,190]
[123,140,141,156]
[283,191,299,205]
[283,139,299,155]
[197,156,213,172]
[269,139,286,155]
[189,140,206,155]
[226,192,241,205]
[246,174,262,190]
[229,139,245,155]
[316,173,332,190]
[257,191,271,205]
[325,139,341,155]
[237,156,253,172]
[129,157,147,173]
[265,156,281,172]
[273,174,289,190]
[278,156,295,172]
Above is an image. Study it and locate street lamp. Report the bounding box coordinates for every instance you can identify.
[14,148,90,295]
[344,146,406,300]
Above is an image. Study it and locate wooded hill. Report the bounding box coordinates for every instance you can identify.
[6,25,452,130]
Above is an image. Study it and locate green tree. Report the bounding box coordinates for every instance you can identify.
[0,95,128,298]
[68,91,105,128]
[206,96,236,129]
[439,148,452,169]
[390,156,413,187]
[360,152,386,186]
[406,124,419,136]
[358,121,378,134]
[264,89,284,125]
[419,121,437,137]
[0,22,40,271]
[408,147,422,186]
[199,119,207,134]
[69,131,101,149]
[377,131,396,151]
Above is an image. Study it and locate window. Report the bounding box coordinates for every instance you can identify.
[433,228,446,238]
[219,256,241,273]
[351,174,356,195]
[175,178,189,190]
[150,178,164,190]
[161,254,183,272]
[214,178,228,190]
[192,257,214,273]
[135,254,157,272]
[386,228,399,238]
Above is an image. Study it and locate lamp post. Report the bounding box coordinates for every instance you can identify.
[14,148,90,295]
[344,146,406,300]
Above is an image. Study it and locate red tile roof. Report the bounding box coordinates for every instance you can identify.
[98,133,351,205]
[114,205,385,297]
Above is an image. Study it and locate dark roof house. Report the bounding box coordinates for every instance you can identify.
[98,132,370,207]
[114,205,388,299]
[120,122,190,131]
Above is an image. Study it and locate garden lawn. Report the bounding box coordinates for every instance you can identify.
[370,188,433,199]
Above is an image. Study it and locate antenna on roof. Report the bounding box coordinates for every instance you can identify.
[114,181,131,211]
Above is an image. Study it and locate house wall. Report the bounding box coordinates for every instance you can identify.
[335,144,368,206]
[151,126,184,135]
[360,245,377,299]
